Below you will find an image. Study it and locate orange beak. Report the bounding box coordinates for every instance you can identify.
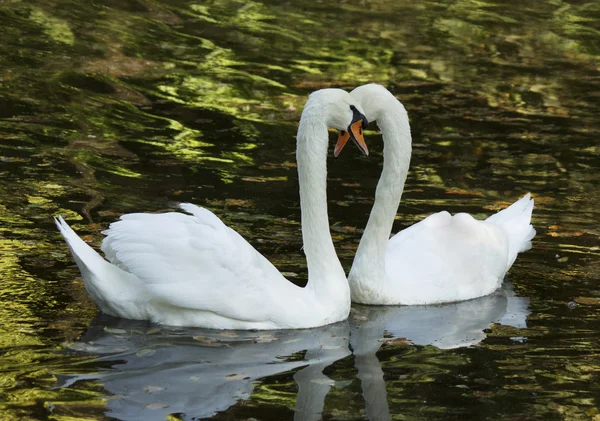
[334,120,369,157]
[334,130,350,158]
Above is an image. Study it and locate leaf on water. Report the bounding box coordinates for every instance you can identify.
[333,201,350,207]
[225,199,254,207]
[226,373,249,381]
[378,337,409,346]
[103,327,127,334]
[146,328,162,335]
[254,333,278,343]
[445,188,484,197]
[145,403,169,410]
[219,331,239,338]
[192,336,230,347]
[574,297,600,305]
[241,176,287,183]
[548,225,586,238]
[242,177,267,183]
[64,341,130,353]
[136,349,156,357]
[332,225,358,233]
[557,256,569,262]
[64,342,89,351]
[472,390,494,398]
[81,235,96,243]
[144,385,165,393]
[281,272,298,277]
[193,336,218,343]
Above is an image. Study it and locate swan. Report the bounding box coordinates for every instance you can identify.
[336,83,535,305]
[55,88,369,329]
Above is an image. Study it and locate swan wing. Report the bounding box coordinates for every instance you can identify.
[385,211,509,304]
[100,203,297,323]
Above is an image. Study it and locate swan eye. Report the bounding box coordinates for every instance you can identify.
[350,105,356,111]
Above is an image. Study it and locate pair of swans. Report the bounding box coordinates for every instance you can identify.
[56,84,535,329]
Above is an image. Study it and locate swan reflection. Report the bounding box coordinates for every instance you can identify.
[61,320,351,421]
[350,283,529,421]
[60,284,528,420]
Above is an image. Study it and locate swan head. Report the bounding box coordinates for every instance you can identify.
[349,83,399,122]
[335,84,408,156]
[302,89,369,156]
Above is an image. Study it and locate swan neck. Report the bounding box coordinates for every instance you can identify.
[351,105,412,282]
[296,110,346,297]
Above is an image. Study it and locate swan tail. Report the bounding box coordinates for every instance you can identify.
[485,193,536,268]
[55,217,142,317]
[55,216,109,279]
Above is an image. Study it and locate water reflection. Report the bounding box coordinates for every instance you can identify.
[351,283,529,421]
[59,284,528,420]
[61,318,351,420]
[352,283,529,352]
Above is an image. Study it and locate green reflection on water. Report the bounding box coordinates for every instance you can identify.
[1,0,599,419]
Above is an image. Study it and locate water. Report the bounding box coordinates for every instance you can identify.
[1,0,599,419]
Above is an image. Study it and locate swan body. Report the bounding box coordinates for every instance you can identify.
[345,84,535,305]
[56,89,368,329]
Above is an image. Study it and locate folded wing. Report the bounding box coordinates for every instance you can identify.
[385,211,509,304]
[101,203,298,323]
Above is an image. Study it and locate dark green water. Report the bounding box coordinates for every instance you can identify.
[1,0,599,419]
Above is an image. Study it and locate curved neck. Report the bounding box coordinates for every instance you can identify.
[351,103,412,281]
[296,107,347,297]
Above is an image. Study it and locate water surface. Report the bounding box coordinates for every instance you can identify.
[1,0,599,420]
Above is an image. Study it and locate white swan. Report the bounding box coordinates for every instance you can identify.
[336,83,535,305]
[55,88,369,329]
